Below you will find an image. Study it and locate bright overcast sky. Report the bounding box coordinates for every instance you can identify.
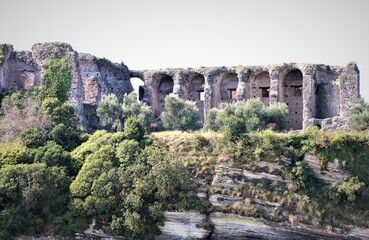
[1,0,368,100]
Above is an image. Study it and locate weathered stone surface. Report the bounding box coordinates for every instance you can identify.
[156,211,211,240]
[133,63,359,131]
[0,43,133,132]
[0,43,360,131]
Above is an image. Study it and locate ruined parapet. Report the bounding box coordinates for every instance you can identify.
[132,62,360,131]
[0,43,133,132]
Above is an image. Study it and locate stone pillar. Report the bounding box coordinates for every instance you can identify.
[340,63,360,119]
[236,70,248,101]
[301,67,315,129]
[203,74,214,123]
[173,71,186,98]
[269,67,279,104]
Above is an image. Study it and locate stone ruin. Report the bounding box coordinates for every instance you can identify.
[0,43,360,132]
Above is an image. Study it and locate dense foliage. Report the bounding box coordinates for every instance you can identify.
[205,98,288,140]
[349,99,369,131]
[161,94,202,131]
[0,46,4,66]
[40,55,72,102]
[69,126,191,239]
[97,92,152,132]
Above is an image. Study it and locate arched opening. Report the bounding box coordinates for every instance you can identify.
[283,69,303,130]
[251,71,271,105]
[157,74,174,117]
[185,73,205,122]
[130,77,145,101]
[220,72,239,104]
[314,67,340,119]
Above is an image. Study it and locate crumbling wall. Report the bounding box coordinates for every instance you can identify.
[251,71,270,105]
[132,62,359,131]
[314,66,341,119]
[0,43,360,132]
[0,43,133,132]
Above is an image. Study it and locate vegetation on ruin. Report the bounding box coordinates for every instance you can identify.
[160,94,202,131]
[1,78,369,239]
[205,98,288,140]
[97,92,152,132]
[0,46,5,66]
[40,55,72,102]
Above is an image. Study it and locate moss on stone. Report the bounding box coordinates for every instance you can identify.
[0,46,5,66]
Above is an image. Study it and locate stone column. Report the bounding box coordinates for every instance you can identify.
[301,67,315,129]
[269,67,279,104]
[236,70,248,101]
[173,71,186,98]
[203,74,214,123]
[340,63,360,119]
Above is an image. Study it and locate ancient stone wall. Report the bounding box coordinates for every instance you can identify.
[132,62,360,131]
[0,43,360,132]
[0,43,133,132]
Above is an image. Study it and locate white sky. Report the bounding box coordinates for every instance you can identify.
[1,0,368,100]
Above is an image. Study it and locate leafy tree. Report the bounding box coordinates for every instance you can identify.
[123,117,145,141]
[41,97,86,151]
[204,108,222,131]
[31,141,73,175]
[97,92,152,132]
[116,139,140,167]
[122,92,152,129]
[265,102,289,130]
[20,128,45,148]
[97,94,124,131]
[0,164,70,239]
[161,94,201,131]
[349,99,369,131]
[204,98,288,139]
[40,55,72,102]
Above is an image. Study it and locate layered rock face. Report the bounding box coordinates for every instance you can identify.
[0,43,133,132]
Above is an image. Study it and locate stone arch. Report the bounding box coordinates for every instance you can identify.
[184,72,206,122]
[281,69,303,130]
[213,71,239,107]
[152,74,174,118]
[250,71,271,105]
[130,77,145,101]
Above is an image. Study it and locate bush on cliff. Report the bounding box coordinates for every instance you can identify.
[40,55,72,102]
[97,92,152,132]
[161,94,202,131]
[349,99,369,131]
[69,129,191,239]
[204,98,288,140]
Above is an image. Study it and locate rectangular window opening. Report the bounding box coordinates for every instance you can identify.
[293,85,302,96]
[197,90,205,101]
[260,87,270,98]
[229,89,237,99]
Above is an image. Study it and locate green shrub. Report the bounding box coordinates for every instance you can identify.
[124,117,145,141]
[161,94,201,131]
[0,164,70,238]
[20,128,45,148]
[40,55,72,102]
[349,99,369,131]
[337,176,364,202]
[97,92,152,132]
[116,139,140,167]
[205,98,288,140]
[0,46,5,66]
